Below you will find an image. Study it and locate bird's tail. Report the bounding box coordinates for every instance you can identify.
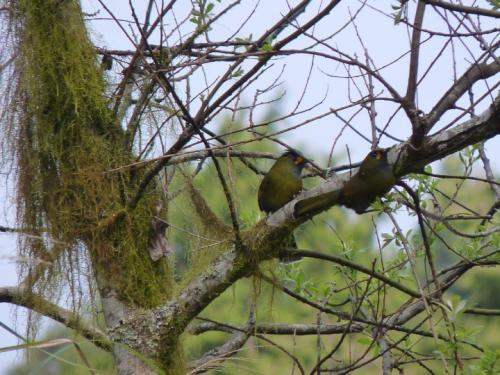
[293,190,342,218]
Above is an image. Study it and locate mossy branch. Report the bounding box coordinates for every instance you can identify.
[0,285,111,351]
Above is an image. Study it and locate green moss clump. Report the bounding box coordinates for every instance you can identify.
[14,0,172,309]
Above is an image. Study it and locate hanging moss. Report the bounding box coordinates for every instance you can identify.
[14,0,172,309]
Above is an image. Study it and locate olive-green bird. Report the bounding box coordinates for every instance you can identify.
[258,150,306,262]
[258,150,306,214]
[294,148,395,217]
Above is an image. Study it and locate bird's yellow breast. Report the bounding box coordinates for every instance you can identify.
[258,167,302,213]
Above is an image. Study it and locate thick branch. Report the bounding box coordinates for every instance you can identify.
[0,225,18,232]
[109,249,252,354]
[427,60,500,128]
[0,286,111,351]
[423,0,500,18]
[189,321,363,336]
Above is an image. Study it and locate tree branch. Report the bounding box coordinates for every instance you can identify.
[406,1,427,147]
[464,308,500,316]
[427,59,500,128]
[406,1,426,104]
[386,261,474,327]
[189,321,363,336]
[423,0,500,18]
[262,274,484,348]
[0,286,111,351]
[285,248,421,298]
[188,331,249,374]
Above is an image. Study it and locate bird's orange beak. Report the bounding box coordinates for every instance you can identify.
[294,156,305,165]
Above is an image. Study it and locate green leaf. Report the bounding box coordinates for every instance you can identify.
[231,67,244,78]
[357,336,372,346]
[393,10,402,25]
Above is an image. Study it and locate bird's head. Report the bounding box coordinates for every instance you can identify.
[359,148,389,176]
[281,149,307,168]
